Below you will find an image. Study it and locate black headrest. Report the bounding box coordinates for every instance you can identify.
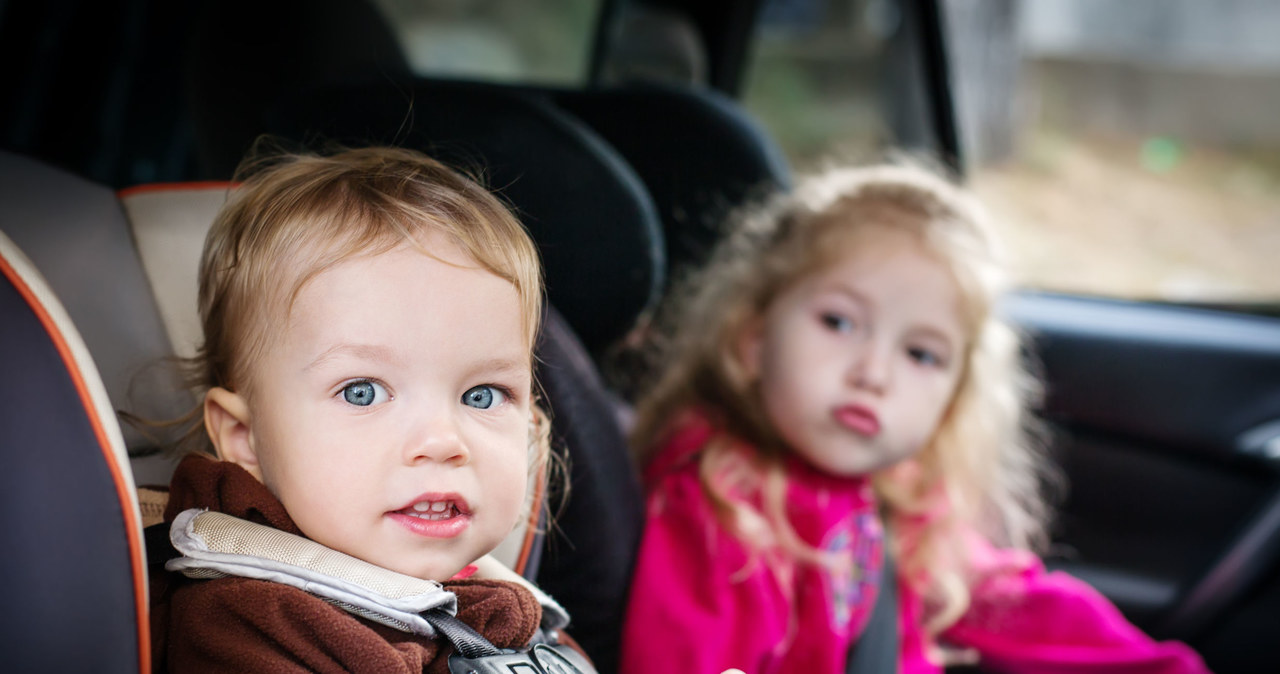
[263,80,666,356]
[554,81,792,275]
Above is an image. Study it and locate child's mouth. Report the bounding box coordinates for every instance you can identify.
[400,500,464,520]
[834,404,881,437]
[388,495,472,538]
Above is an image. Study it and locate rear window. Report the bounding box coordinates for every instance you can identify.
[371,0,600,86]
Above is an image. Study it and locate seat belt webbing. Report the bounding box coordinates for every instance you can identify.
[846,544,899,674]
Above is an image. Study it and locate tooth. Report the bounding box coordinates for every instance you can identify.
[431,502,448,512]
[412,502,430,512]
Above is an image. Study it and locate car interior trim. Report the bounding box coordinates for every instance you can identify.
[1159,487,1280,640]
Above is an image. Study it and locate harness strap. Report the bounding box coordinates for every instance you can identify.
[846,543,900,673]
[422,608,503,658]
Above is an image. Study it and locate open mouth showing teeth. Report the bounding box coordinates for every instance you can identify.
[401,501,460,520]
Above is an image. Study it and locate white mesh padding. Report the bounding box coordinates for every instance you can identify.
[180,510,443,600]
[167,509,456,636]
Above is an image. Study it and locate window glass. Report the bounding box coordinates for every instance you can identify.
[958,0,1280,303]
[371,0,599,85]
[745,0,1280,304]
[742,0,900,165]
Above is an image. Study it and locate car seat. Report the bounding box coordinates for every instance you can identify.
[0,228,148,672]
[552,81,792,278]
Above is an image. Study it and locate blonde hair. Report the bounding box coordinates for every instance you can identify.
[632,161,1051,635]
[181,145,549,474]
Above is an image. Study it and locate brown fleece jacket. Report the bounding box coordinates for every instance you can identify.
[150,454,542,674]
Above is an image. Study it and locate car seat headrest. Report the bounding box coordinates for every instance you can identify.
[0,151,191,481]
[554,81,792,277]
[118,183,231,363]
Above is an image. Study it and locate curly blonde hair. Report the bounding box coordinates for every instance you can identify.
[632,161,1051,635]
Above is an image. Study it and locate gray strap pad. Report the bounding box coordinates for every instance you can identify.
[165,509,457,636]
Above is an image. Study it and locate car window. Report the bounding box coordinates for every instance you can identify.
[370,0,599,85]
[743,0,1280,306]
[742,0,900,164]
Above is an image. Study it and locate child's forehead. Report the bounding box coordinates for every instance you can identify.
[287,239,497,318]
[264,244,530,365]
[811,220,932,270]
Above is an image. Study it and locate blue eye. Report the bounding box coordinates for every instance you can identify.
[908,346,942,368]
[462,385,508,409]
[821,312,855,333]
[341,380,390,406]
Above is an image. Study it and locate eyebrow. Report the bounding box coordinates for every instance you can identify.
[820,282,873,309]
[304,343,405,372]
[823,282,961,347]
[470,357,533,379]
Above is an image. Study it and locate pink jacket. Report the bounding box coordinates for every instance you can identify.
[620,414,1210,674]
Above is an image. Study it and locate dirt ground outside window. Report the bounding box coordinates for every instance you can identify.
[972,132,1280,303]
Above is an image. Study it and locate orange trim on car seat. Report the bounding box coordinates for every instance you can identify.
[514,464,547,577]
[0,253,152,674]
[117,180,234,199]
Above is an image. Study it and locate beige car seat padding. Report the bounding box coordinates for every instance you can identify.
[121,183,231,362]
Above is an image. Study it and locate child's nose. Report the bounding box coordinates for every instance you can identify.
[848,342,892,393]
[405,415,470,466]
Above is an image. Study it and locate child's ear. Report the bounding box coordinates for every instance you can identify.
[203,387,262,481]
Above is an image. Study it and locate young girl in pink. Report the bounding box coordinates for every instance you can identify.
[619,164,1210,673]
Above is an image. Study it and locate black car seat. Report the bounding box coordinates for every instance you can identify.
[552,81,792,278]
[0,229,149,672]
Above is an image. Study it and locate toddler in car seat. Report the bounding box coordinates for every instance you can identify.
[620,162,1211,673]
[149,146,583,673]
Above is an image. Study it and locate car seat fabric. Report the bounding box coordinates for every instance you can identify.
[263,80,666,358]
[118,182,231,363]
[553,81,792,276]
[0,151,192,470]
[534,306,645,674]
[0,230,149,674]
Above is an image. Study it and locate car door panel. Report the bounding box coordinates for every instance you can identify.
[1006,291,1280,671]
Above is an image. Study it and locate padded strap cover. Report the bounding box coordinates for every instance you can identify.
[166,509,456,636]
[165,510,572,635]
